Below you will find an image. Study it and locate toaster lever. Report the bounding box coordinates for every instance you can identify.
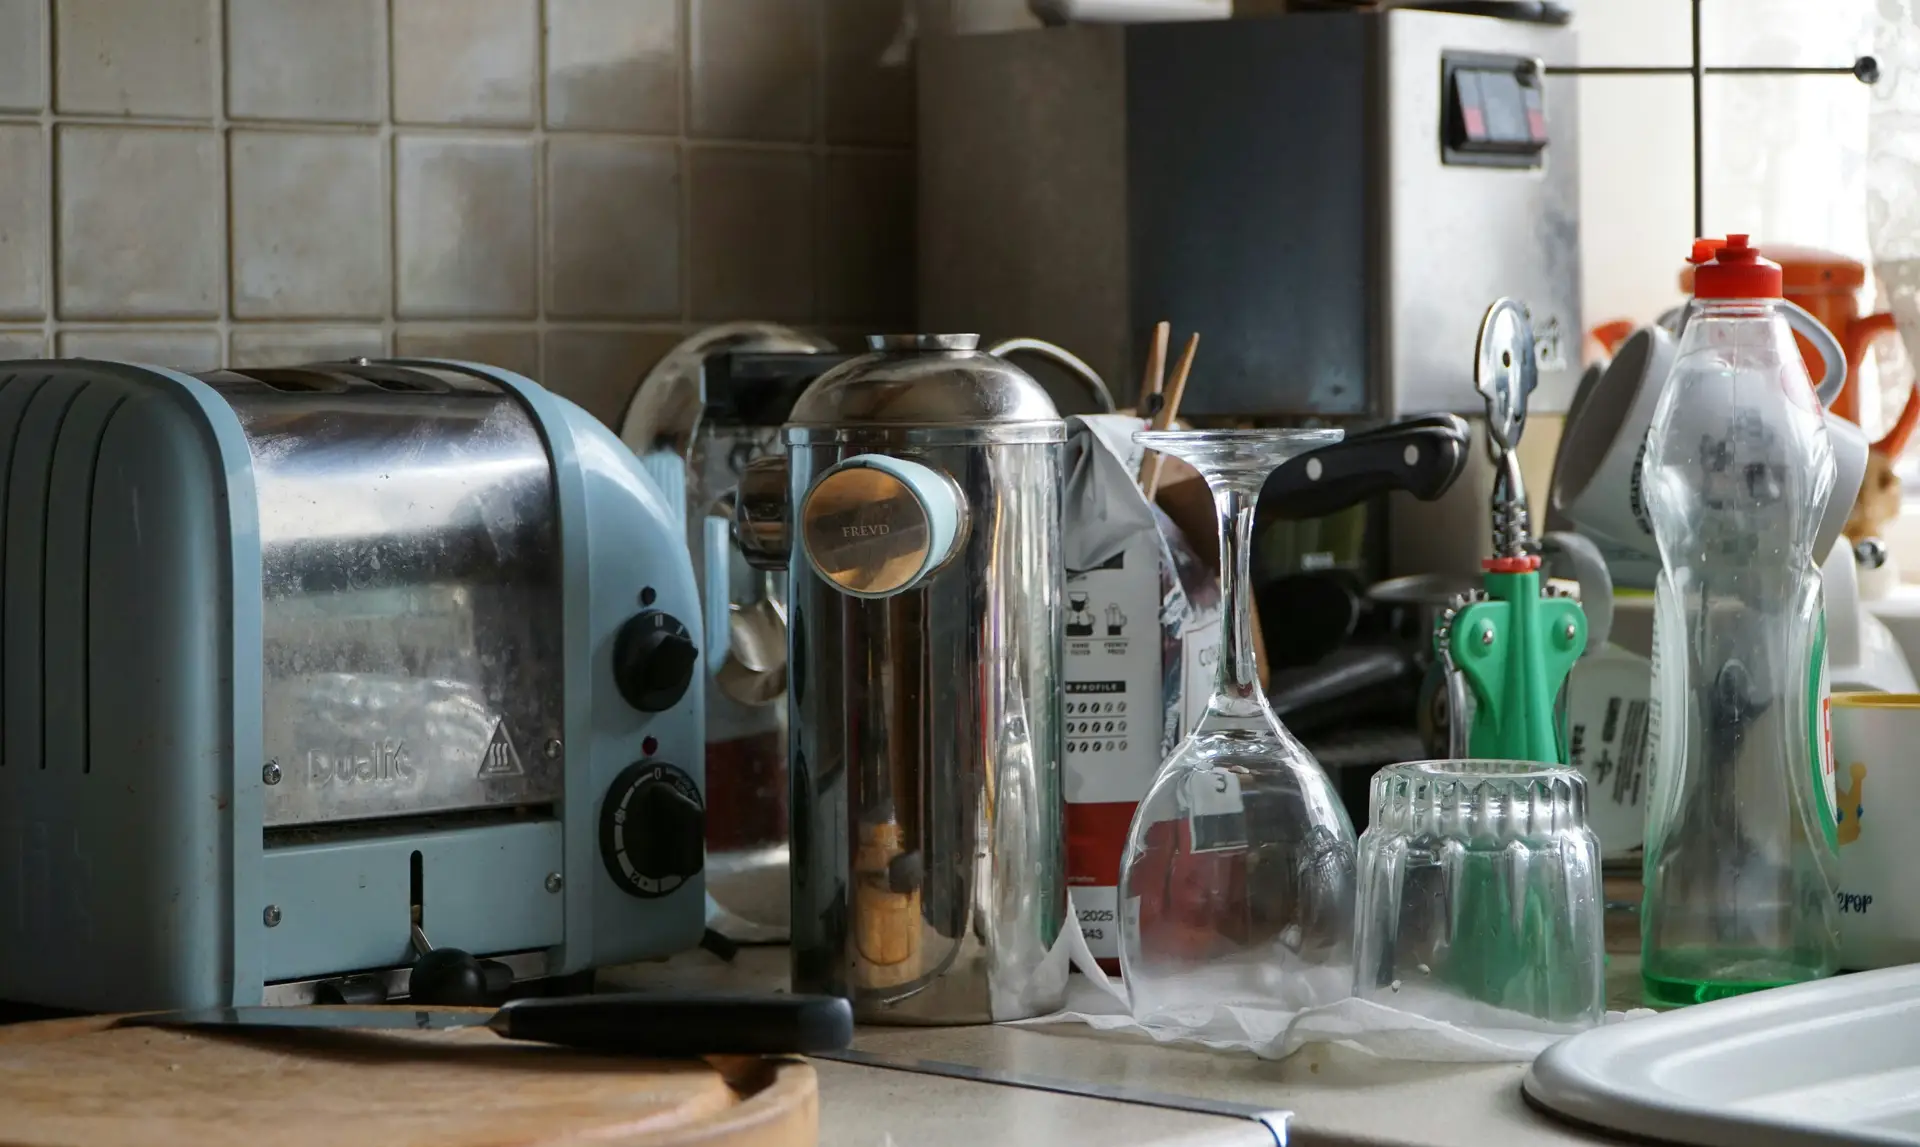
[406,921,514,1005]
[408,947,515,1006]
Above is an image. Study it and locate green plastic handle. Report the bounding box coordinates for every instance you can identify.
[1449,570,1586,763]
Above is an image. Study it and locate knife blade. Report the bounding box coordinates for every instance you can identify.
[118,990,855,1057]
[1259,414,1471,522]
[817,1048,1292,1145]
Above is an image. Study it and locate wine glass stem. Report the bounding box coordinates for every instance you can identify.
[1209,483,1265,722]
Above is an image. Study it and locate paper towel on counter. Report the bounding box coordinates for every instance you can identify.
[1016,908,1653,1063]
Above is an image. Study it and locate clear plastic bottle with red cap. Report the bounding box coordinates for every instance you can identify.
[1641,235,1842,1006]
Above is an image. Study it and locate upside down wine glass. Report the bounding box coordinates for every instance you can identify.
[1119,428,1358,1020]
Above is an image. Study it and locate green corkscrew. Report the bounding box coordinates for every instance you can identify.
[1433,300,1589,764]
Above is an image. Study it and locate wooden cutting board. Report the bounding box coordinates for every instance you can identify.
[0,1013,817,1147]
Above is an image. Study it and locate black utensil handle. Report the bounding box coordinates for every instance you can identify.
[492,991,854,1056]
[1262,415,1471,522]
[1258,572,1361,669]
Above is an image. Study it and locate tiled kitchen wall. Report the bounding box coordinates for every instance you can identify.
[0,0,915,428]
[1578,0,1875,341]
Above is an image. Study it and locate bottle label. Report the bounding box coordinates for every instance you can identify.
[1628,438,1653,538]
[1808,614,1837,849]
[1186,769,1247,854]
[1646,571,1686,858]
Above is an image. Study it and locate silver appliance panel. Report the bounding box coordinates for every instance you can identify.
[210,368,565,828]
[917,11,1581,419]
[1385,10,1581,418]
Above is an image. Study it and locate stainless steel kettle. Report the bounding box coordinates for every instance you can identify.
[735,334,1068,1024]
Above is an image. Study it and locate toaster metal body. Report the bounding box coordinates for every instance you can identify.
[0,358,707,1012]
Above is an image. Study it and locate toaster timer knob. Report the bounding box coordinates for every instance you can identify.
[599,761,705,898]
[612,611,698,712]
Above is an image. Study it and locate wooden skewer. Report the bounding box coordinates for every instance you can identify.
[1142,332,1199,499]
[1140,320,1170,417]
[1134,322,1172,485]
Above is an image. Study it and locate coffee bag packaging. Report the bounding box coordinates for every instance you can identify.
[1061,415,1219,968]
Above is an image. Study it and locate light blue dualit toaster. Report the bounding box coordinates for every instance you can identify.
[0,358,706,1012]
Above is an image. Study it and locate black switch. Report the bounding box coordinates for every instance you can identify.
[1454,69,1489,143]
[1443,53,1548,168]
[1478,70,1529,144]
[1521,82,1548,143]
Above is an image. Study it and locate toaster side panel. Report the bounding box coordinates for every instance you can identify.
[448,363,708,972]
[562,401,709,968]
[0,362,251,1011]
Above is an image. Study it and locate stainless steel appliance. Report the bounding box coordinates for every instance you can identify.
[917,8,1581,419]
[623,324,840,941]
[735,334,1069,1024]
[0,358,707,1012]
[622,329,1105,943]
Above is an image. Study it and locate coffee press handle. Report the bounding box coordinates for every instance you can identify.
[986,337,1116,414]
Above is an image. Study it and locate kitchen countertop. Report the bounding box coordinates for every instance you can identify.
[602,944,1642,1147]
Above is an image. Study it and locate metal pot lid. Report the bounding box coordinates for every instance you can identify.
[786,334,1063,430]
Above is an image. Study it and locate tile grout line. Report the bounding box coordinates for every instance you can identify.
[39,0,53,354]
[380,0,396,358]
[0,107,913,156]
[384,0,404,359]
[215,0,231,368]
[679,0,693,333]
[813,0,827,327]
[535,0,549,378]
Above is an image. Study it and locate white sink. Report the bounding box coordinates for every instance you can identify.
[1524,964,1920,1146]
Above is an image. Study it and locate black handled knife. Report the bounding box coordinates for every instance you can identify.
[118,990,855,1057]
[1259,414,1472,522]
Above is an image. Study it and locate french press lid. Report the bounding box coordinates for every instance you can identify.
[785,334,1064,432]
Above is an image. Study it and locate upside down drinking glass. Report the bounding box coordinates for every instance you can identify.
[1353,758,1605,1029]
[1118,428,1357,1019]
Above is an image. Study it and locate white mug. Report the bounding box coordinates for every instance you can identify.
[1551,320,1866,569]
[1830,693,1920,969]
[1653,299,1849,407]
[1564,642,1653,861]
[1551,325,1676,552]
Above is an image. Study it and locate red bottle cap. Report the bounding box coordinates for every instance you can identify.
[1688,234,1784,299]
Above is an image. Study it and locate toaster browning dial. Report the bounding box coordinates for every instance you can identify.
[612,610,698,712]
[599,760,705,898]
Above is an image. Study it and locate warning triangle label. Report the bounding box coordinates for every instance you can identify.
[477,720,524,778]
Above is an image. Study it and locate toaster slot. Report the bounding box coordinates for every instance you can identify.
[353,365,456,394]
[242,367,354,394]
[263,803,560,847]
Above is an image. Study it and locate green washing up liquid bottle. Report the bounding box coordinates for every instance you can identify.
[1641,236,1842,1007]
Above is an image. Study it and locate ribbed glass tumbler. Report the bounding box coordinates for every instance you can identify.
[1353,759,1604,1029]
